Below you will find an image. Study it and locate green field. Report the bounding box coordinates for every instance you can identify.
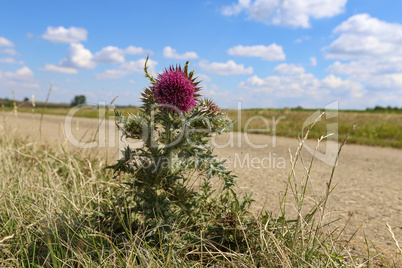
[3,105,402,148]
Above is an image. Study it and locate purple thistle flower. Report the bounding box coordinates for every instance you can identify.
[153,65,199,113]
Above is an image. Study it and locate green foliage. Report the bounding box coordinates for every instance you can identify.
[71,94,87,107]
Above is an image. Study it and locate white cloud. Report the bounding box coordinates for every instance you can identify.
[310,57,317,66]
[0,58,24,64]
[42,26,87,43]
[325,14,402,99]
[326,14,402,60]
[41,64,78,74]
[227,44,285,61]
[0,37,14,47]
[197,74,212,83]
[321,74,362,92]
[222,0,347,28]
[199,60,253,76]
[42,43,150,75]
[0,48,18,55]
[221,0,251,16]
[125,46,146,55]
[163,46,198,60]
[93,46,125,63]
[273,63,304,74]
[239,66,363,101]
[60,43,95,69]
[326,61,374,76]
[96,69,129,80]
[0,66,39,90]
[121,58,157,72]
[4,66,34,80]
[294,36,311,43]
[96,58,158,80]
[240,73,320,96]
[40,43,95,73]
[93,45,147,64]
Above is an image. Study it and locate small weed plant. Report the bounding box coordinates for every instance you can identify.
[98,58,255,260]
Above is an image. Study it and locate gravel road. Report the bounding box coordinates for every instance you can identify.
[2,111,401,264]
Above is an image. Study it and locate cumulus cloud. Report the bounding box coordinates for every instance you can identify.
[42,26,88,43]
[0,37,14,47]
[222,0,347,28]
[41,43,94,73]
[125,46,146,55]
[227,44,285,61]
[239,66,363,101]
[325,14,402,100]
[59,43,95,69]
[326,14,402,60]
[199,60,253,76]
[40,64,78,74]
[0,48,18,55]
[93,45,147,64]
[0,58,24,64]
[42,43,150,75]
[0,66,39,89]
[163,46,198,60]
[321,74,363,95]
[121,58,157,73]
[4,66,34,80]
[96,69,128,80]
[93,46,126,63]
[240,73,320,96]
[222,0,251,16]
[273,63,304,74]
[96,58,158,80]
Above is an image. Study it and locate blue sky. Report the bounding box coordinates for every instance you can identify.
[1,0,402,109]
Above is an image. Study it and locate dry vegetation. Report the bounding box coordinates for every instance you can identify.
[3,105,402,148]
[1,115,401,267]
[1,98,401,266]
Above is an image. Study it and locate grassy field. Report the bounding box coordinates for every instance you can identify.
[2,119,395,267]
[4,105,402,148]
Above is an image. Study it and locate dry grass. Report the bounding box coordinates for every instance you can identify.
[4,106,401,148]
[2,121,399,267]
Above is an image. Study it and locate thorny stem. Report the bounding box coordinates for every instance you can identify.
[165,121,173,173]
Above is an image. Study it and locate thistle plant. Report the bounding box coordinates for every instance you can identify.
[106,57,252,244]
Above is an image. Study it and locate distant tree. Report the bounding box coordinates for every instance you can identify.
[292,105,303,110]
[374,105,385,111]
[71,95,86,107]
[23,97,29,102]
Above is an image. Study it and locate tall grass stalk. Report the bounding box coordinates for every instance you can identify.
[39,82,54,142]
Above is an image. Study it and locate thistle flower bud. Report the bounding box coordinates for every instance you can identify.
[153,64,201,113]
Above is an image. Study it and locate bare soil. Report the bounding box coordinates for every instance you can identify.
[2,111,401,265]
